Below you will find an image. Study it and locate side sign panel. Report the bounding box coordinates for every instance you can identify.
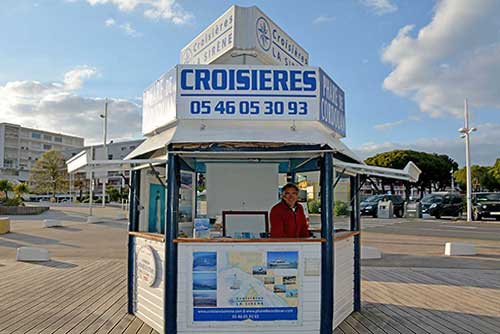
[319,68,346,137]
[142,68,177,135]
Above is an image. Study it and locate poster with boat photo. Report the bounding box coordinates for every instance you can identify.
[192,249,300,322]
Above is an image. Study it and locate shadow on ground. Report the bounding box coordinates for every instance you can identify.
[0,232,80,249]
[22,260,78,269]
[362,253,500,271]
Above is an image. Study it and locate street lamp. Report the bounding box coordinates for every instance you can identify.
[458,98,477,222]
[99,98,109,207]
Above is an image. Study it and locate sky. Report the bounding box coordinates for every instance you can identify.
[0,0,499,166]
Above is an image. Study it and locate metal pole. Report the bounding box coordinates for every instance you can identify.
[89,173,93,216]
[102,99,108,207]
[165,153,179,333]
[127,169,140,314]
[350,175,361,311]
[320,152,334,334]
[464,99,472,222]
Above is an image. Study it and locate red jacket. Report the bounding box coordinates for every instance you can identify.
[270,201,309,238]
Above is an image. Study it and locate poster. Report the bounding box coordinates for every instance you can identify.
[192,250,299,321]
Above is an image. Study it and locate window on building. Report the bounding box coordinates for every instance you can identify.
[129,146,136,149]
[121,147,127,151]
[43,144,52,150]
[108,154,113,160]
[54,136,63,143]
[43,134,52,141]
[31,133,41,139]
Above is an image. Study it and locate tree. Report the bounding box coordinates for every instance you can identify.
[0,179,13,200]
[491,159,500,183]
[454,165,500,191]
[73,173,88,201]
[13,183,29,199]
[29,150,69,198]
[106,187,121,202]
[365,150,458,196]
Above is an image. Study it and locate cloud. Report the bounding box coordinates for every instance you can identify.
[104,18,142,37]
[0,67,142,144]
[374,120,405,130]
[86,0,193,25]
[63,66,97,90]
[361,0,397,15]
[355,123,500,166]
[313,15,335,24]
[382,0,500,117]
[105,18,116,26]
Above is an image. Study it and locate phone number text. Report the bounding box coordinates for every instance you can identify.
[189,100,308,115]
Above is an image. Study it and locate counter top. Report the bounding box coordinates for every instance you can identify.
[130,231,359,243]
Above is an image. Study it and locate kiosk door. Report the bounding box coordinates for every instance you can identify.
[149,184,165,234]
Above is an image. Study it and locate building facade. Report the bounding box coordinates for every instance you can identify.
[0,123,84,183]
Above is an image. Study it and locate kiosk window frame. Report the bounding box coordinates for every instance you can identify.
[222,210,269,238]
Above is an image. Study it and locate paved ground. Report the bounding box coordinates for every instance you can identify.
[0,205,499,333]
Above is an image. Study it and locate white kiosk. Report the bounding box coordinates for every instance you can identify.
[67,6,420,334]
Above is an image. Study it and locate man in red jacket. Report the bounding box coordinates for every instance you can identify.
[270,183,309,238]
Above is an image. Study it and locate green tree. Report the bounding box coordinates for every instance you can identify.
[13,183,29,199]
[365,150,458,196]
[106,187,121,202]
[73,173,87,201]
[491,159,500,183]
[454,165,500,191]
[29,150,69,198]
[0,179,13,200]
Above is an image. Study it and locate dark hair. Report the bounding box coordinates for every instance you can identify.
[282,183,299,192]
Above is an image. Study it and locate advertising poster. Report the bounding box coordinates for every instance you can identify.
[192,250,299,322]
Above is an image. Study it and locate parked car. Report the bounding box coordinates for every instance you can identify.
[472,192,500,221]
[421,193,463,219]
[360,194,404,218]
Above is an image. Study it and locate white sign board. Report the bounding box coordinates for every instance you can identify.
[253,7,308,66]
[177,65,318,122]
[180,7,235,65]
[180,6,309,67]
[143,65,346,137]
[137,245,157,286]
[142,68,177,135]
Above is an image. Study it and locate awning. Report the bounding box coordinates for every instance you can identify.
[66,148,165,174]
[334,160,421,183]
[125,120,362,162]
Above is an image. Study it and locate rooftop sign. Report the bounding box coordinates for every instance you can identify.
[143,65,345,138]
[180,6,309,67]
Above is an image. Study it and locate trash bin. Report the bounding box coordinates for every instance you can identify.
[404,201,422,218]
[377,200,393,219]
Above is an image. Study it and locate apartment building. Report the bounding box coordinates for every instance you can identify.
[0,123,84,182]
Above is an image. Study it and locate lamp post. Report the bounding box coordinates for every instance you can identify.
[99,99,109,207]
[458,99,477,222]
[450,168,455,193]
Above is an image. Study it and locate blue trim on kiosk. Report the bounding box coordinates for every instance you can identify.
[165,153,179,333]
[127,170,140,314]
[320,152,334,334]
[350,175,361,312]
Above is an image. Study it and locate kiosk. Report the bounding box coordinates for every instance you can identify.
[67,6,420,334]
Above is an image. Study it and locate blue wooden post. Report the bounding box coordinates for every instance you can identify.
[320,152,334,334]
[127,169,140,314]
[165,153,179,333]
[350,175,361,311]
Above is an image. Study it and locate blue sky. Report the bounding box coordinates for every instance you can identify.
[1,0,499,166]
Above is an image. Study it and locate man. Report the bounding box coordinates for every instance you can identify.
[270,183,309,238]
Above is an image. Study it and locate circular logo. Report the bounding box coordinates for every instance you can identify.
[182,48,193,64]
[137,245,157,287]
[256,17,271,51]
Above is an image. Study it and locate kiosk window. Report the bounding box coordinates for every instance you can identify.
[222,211,269,239]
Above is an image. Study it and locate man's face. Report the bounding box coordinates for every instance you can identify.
[282,187,299,207]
